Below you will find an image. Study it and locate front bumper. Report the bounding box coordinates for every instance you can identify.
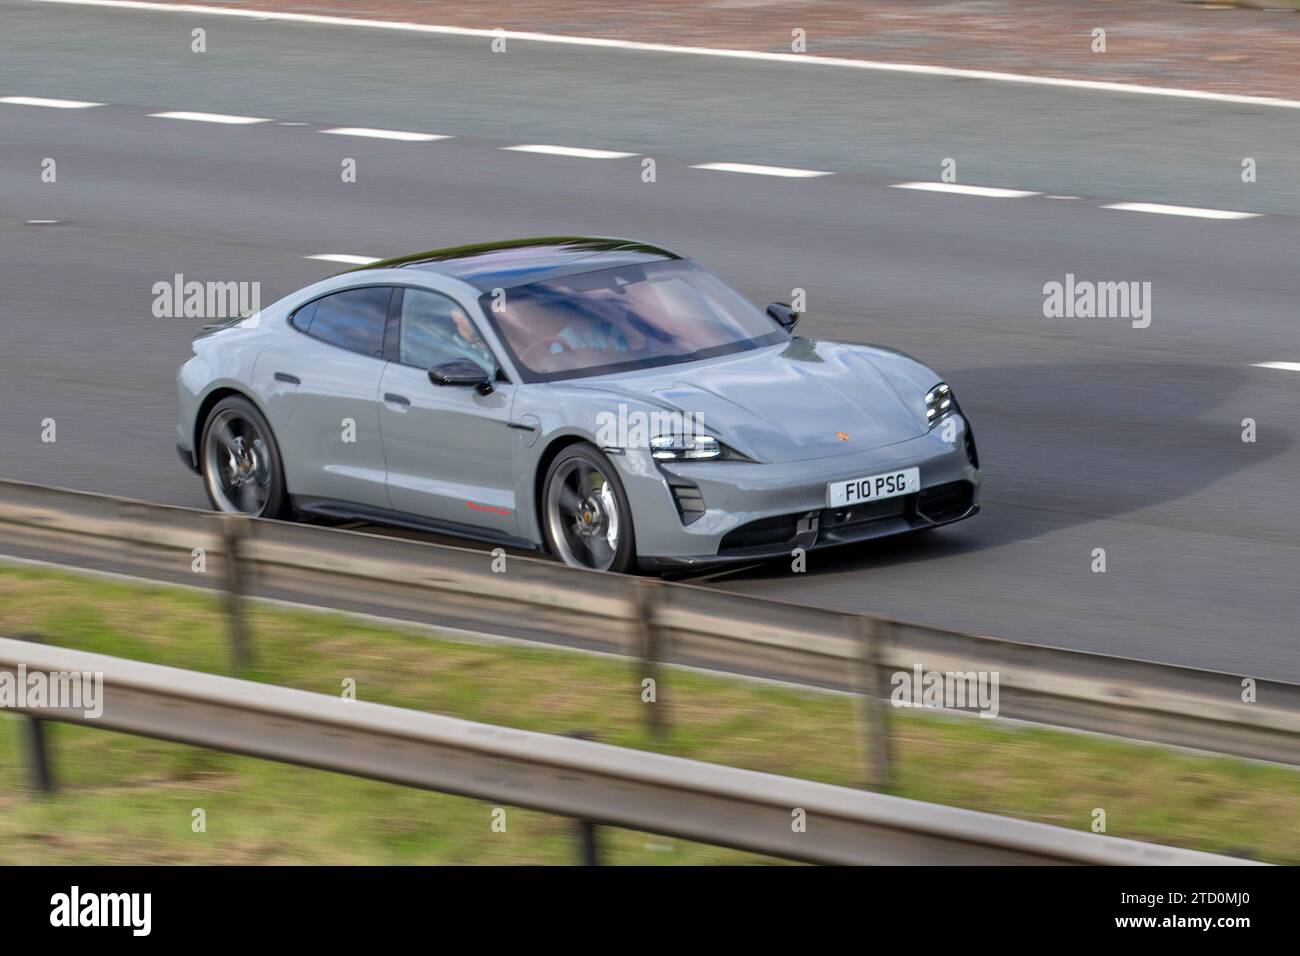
[620,416,981,571]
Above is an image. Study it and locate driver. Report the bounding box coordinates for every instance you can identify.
[435,308,495,374]
[400,291,497,375]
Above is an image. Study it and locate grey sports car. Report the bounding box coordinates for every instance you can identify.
[176,237,979,573]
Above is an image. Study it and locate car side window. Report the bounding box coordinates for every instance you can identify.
[289,300,316,333]
[399,288,495,375]
[300,287,391,358]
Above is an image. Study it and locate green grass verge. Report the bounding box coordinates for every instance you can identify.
[0,562,1296,864]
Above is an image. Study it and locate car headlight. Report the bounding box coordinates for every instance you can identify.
[650,433,723,460]
[925,382,955,426]
[648,433,754,462]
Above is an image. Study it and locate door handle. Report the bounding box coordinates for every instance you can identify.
[384,392,411,407]
[274,372,301,385]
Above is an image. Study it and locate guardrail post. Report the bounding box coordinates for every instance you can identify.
[633,579,667,741]
[851,616,894,791]
[565,731,602,864]
[17,634,55,795]
[25,715,56,795]
[217,513,254,671]
[575,818,601,865]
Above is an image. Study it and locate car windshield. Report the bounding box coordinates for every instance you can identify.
[478,260,786,382]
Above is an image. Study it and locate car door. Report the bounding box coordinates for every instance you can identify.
[378,286,518,538]
[252,285,394,510]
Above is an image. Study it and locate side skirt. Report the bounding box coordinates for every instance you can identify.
[290,496,542,552]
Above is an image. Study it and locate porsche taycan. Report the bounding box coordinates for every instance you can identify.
[176,237,980,572]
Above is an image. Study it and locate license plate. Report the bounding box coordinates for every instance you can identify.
[827,467,920,508]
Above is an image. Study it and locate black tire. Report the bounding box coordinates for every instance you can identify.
[199,395,289,519]
[541,444,637,573]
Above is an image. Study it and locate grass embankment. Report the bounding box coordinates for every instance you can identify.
[0,563,1295,864]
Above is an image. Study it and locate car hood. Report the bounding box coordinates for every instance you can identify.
[568,338,932,464]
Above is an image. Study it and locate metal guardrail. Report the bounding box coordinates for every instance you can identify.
[1,478,1298,776]
[0,637,1257,865]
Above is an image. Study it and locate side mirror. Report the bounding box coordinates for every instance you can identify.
[429,359,493,395]
[767,302,799,332]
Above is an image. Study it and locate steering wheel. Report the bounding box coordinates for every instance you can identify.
[518,336,567,368]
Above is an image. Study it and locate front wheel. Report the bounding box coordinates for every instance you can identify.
[542,444,637,573]
[199,395,288,518]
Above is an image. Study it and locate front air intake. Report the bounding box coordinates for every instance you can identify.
[963,425,980,469]
[668,479,706,525]
[916,481,975,523]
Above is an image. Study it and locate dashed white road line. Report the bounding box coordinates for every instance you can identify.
[320,127,449,142]
[5,89,1272,228]
[890,182,1039,198]
[1252,361,1300,373]
[503,144,636,159]
[1102,202,1259,221]
[0,95,103,108]
[305,254,381,265]
[691,162,832,179]
[148,110,271,124]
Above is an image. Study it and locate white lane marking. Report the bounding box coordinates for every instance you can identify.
[1252,361,1300,373]
[503,144,636,159]
[36,0,1300,111]
[320,127,449,142]
[1046,194,1082,200]
[305,254,381,265]
[691,162,832,178]
[1102,202,1260,221]
[890,182,1039,198]
[0,95,103,108]
[149,110,270,124]
[26,219,60,224]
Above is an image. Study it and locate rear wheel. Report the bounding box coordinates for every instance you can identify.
[542,444,637,573]
[199,395,288,518]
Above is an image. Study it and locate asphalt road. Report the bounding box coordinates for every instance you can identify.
[1,0,1298,680]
